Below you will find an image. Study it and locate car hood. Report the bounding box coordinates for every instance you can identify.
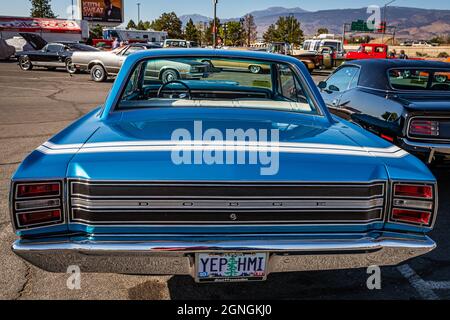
[60,108,405,182]
[19,32,47,50]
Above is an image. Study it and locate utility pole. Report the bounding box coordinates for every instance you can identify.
[382,0,396,43]
[71,0,74,20]
[137,2,141,24]
[213,0,218,48]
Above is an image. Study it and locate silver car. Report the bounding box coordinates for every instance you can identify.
[72,43,161,82]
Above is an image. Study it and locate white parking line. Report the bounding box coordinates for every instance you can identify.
[397,264,440,300]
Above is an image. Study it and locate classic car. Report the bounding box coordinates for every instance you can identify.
[17,33,99,73]
[318,59,450,164]
[267,42,320,73]
[201,58,271,74]
[72,43,172,82]
[11,49,438,283]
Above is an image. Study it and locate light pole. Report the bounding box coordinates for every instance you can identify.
[213,0,218,48]
[71,0,74,20]
[137,2,141,24]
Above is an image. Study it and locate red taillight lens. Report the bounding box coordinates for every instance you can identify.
[392,208,431,225]
[394,184,433,199]
[17,183,60,198]
[17,209,61,226]
[409,120,439,136]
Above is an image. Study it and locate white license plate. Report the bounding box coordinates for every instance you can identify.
[195,252,268,283]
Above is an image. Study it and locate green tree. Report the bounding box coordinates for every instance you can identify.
[184,19,199,42]
[29,0,56,18]
[137,20,146,30]
[150,12,183,38]
[90,24,104,39]
[203,18,221,46]
[317,28,329,35]
[242,14,257,47]
[263,16,304,45]
[126,19,137,30]
[219,21,244,46]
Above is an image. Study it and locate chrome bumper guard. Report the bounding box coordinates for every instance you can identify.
[12,233,435,276]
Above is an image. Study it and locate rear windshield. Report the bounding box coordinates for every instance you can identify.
[117,56,318,115]
[389,68,450,91]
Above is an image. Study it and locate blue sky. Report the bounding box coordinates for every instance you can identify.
[2,0,449,22]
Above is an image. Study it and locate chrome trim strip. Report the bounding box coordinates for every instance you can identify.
[12,233,436,275]
[70,198,384,210]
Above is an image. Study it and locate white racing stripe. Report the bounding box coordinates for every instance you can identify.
[37,140,409,158]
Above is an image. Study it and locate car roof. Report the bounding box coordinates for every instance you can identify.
[345,59,450,90]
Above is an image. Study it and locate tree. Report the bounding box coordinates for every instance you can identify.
[219,21,244,46]
[263,16,304,45]
[184,19,199,43]
[202,18,221,46]
[90,24,103,39]
[242,14,257,47]
[137,20,146,30]
[126,20,137,30]
[150,12,183,38]
[317,28,329,35]
[29,0,56,18]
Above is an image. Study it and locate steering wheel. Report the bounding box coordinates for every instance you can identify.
[157,80,192,100]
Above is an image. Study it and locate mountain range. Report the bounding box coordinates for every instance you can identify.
[179,6,450,39]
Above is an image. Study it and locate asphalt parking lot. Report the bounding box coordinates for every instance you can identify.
[0,61,449,300]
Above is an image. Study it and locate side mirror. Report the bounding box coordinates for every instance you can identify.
[328,84,340,92]
[318,81,327,89]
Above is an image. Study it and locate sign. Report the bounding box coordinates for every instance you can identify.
[80,0,123,23]
[0,17,81,34]
[350,20,373,32]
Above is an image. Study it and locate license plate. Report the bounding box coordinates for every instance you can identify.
[195,252,268,283]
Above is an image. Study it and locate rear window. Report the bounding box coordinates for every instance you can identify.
[389,68,450,91]
[117,56,318,115]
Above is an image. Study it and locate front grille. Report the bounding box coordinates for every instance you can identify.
[69,180,386,225]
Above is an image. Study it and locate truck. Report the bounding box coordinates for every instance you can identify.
[92,28,168,48]
[267,42,323,73]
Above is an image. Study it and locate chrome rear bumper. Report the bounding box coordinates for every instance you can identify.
[401,138,450,163]
[12,233,435,276]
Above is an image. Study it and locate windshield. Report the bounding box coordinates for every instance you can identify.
[389,68,450,91]
[118,56,318,115]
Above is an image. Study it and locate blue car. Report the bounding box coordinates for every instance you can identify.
[10,49,438,283]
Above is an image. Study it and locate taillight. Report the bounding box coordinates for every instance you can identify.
[12,181,64,229]
[394,184,433,199]
[392,209,431,225]
[409,119,439,137]
[390,183,435,226]
[17,182,60,198]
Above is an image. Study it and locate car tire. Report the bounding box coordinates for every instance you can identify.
[249,65,262,74]
[65,58,77,74]
[18,56,33,71]
[91,64,107,82]
[161,69,179,83]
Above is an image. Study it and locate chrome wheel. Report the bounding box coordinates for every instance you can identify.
[19,57,32,71]
[161,69,178,83]
[66,59,77,74]
[90,65,106,82]
[249,65,262,74]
